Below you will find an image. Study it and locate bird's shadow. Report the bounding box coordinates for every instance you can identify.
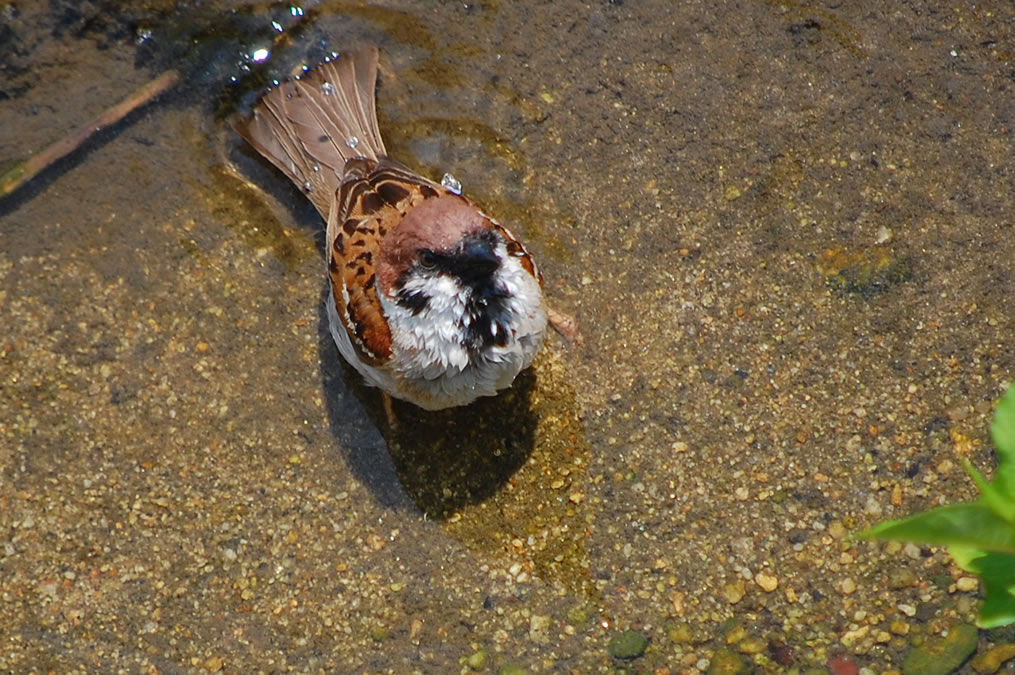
[316,289,539,518]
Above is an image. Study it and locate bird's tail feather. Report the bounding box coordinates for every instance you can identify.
[233,46,386,217]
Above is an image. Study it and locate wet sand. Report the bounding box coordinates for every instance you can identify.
[2,1,1014,672]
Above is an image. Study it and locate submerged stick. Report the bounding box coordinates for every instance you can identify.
[1,68,181,198]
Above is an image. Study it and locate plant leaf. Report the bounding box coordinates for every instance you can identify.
[993,383,1015,466]
[949,545,1015,628]
[964,459,1015,525]
[988,383,1015,522]
[858,503,1015,554]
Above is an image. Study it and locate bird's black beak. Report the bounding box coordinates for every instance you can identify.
[453,234,500,283]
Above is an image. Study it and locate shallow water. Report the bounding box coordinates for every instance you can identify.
[2,1,1014,672]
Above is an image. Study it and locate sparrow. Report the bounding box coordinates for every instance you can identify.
[234,46,551,411]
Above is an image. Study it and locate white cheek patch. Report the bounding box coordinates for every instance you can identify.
[376,245,547,409]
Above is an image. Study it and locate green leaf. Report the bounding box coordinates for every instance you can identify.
[965,459,1015,525]
[949,546,1015,628]
[993,383,1015,466]
[858,503,1015,554]
[988,383,1015,521]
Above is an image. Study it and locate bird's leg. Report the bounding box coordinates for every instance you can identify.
[547,307,581,345]
[382,391,399,431]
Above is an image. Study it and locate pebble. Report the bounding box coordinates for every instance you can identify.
[607,629,649,660]
[840,625,869,648]
[971,643,1015,674]
[723,581,746,604]
[755,572,779,592]
[669,623,694,643]
[902,623,978,675]
[706,647,751,675]
[839,578,857,595]
[725,625,746,645]
[465,649,488,670]
[889,620,910,636]
[888,568,917,589]
[529,614,551,644]
[738,636,767,654]
[498,664,527,675]
[955,576,978,592]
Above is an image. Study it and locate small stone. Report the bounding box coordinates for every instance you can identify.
[608,630,649,660]
[723,581,746,604]
[972,643,1015,674]
[902,623,978,675]
[898,603,917,617]
[725,625,746,645]
[738,636,767,654]
[724,186,742,201]
[669,623,694,643]
[955,576,978,592]
[755,572,779,592]
[410,618,424,642]
[204,657,224,672]
[465,649,488,670]
[839,578,857,595]
[888,568,917,589]
[707,647,751,675]
[891,483,903,506]
[889,620,910,636]
[829,655,860,675]
[529,614,551,644]
[568,492,585,505]
[841,625,870,648]
[498,664,527,675]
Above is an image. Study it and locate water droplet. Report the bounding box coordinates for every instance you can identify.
[271,20,284,33]
[290,5,304,17]
[312,165,320,173]
[251,47,271,63]
[271,79,280,87]
[135,27,153,46]
[345,136,360,149]
[441,173,463,195]
[321,82,335,96]
[330,51,339,59]
[301,65,309,72]
[303,181,313,192]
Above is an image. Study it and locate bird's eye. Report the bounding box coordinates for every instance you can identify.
[418,250,439,269]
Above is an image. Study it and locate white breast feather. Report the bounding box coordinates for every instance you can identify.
[330,241,548,410]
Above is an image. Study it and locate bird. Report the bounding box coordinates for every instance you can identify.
[234,46,556,411]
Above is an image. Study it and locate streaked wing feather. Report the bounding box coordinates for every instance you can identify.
[327,160,445,365]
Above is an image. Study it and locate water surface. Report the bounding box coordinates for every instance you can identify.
[2,1,1014,671]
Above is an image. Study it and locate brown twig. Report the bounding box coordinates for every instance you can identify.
[1,68,182,199]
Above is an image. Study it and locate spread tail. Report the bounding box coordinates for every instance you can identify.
[233,46,386,217]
